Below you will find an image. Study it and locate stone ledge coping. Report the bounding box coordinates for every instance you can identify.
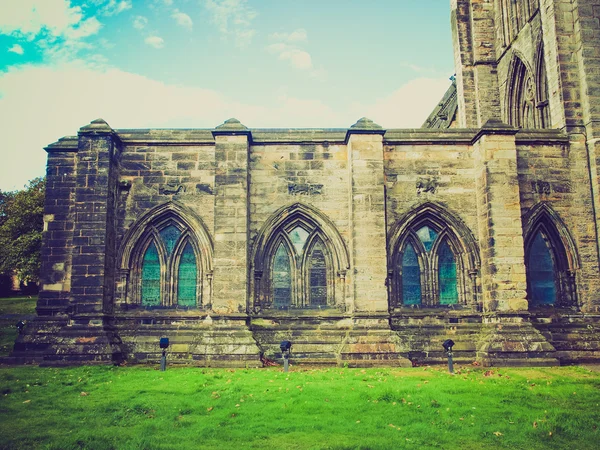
[45,127,571,151]
[515,129,569,145]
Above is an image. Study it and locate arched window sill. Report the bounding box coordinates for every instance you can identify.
[253,306,346,318]
[116,304,209,314]
[391,305,478,317]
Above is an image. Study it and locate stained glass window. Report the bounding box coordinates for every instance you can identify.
[141,242,161,306]
[273,244,292,308]
[528,231,556,306]
[177,242,197,307]
[416,226,438,252]
[401,243,421,305]
[289,227,309,255]
[159,225,181,257]
[438,240,458,305]
[309,241,327,306]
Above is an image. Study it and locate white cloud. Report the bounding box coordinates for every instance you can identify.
[145,36,165,49]
[0,1,102,62]
[268,43,313,71]
[0,62,452,191]
[204,0,257,48]
[171,10,193,30]
[269,28,307,43]
[0,0,86,38]
[279,49,312,70]
[93,0,132,16]
[358,77,452,128]
[64,17,102,40]
[8,44,24,55]
[133,16,148,30]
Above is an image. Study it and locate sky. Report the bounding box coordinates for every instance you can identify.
[0,0,455,192]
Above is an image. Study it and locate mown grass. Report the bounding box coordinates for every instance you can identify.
[0,365,599,449]
[0,296,37,356]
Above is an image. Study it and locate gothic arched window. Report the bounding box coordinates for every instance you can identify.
[253,203,350,312]
[527,230,557,306]
[535,44,550,128]
[388,203,480,310]
[508,55,536,128]
[523,204,579,309]
[395,224,460,307]
[118,203,213,310]
[136,221,201,308]
[266,225,333,309]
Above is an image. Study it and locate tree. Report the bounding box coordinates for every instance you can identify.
[0,178,45,284]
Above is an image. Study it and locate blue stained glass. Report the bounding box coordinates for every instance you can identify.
[273,244,292,308]
[528,232,557,306]
[416,226,438,252]
[159,225,181,257]
[177,243,197,307]
[289,226,309,255]
[141,242,161,306]
[438,240,458,305]
[401,243,421,305]
[309,241,327,306]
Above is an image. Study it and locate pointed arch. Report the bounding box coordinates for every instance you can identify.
[523,203,579,272]
[118,201,213,273]
[534,40,550,129]
[388,202,480,271]
[252,203,349,311]
[506,52,537,128]
[388,202,480,308]
[523,203,579,308]
[118,201,213,308]
[253,202,349,274]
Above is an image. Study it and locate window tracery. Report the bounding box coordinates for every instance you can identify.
[253,203,350,312]
[523,204,579,308]
[507,49,550,129]
[117,202,213,310]
[388,203,480,310]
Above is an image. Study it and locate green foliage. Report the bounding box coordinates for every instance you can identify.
[0,296,37,356]
[0,365,599,449]
[0,178,45,283]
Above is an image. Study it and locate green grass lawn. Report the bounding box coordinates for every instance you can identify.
[0,296,37,356]
[0,365,599,449]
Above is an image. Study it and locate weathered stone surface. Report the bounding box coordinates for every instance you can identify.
[8,1,600,367]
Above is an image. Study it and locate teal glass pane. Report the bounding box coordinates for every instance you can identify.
[309,241,327,306]
[159,225,181,257]
[438,240,458,305]
[401,243,421,305]
[141,242,161,306]
[273,244,292,308]
[416,226,438,252]
[288,226,309,255]
[177,243,197,307]
[528,232,557,306]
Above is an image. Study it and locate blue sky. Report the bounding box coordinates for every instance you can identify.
[0,0,454,191]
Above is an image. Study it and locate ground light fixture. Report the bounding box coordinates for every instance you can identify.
[16,320,25,335]
[159,337,169,371]
[442,339,455,374]
[280,340,292,372]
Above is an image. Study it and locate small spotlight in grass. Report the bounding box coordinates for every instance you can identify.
[442,339,455,374]
[280,341,292,372]
[16,320,25,335]
[160,337,169,371]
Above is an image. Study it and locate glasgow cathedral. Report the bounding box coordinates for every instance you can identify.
[10,0,600,366]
